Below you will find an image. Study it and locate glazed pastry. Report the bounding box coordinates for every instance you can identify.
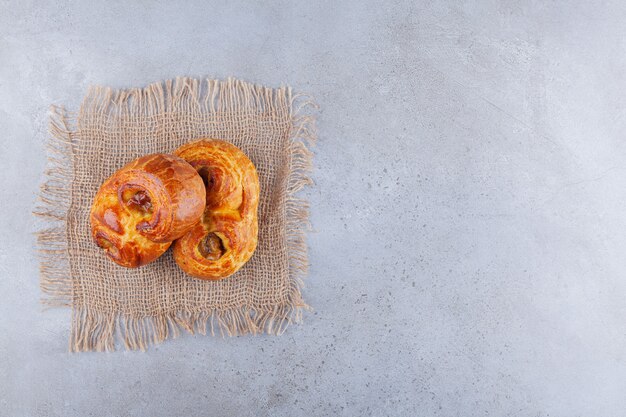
[90,154,206,268]
[173,139,260,280]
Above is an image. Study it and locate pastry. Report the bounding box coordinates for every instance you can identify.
[90,154,206,267]
[172,139,260,280]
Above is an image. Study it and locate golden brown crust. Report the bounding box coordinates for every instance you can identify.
[172,139,260,280]
[90,154,206,268]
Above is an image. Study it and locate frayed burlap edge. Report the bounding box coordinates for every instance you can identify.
[35,78,317,352]
[35,106,75,308]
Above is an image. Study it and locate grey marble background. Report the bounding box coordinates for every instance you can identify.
[1,1,625,416]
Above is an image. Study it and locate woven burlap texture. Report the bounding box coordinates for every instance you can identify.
[36,77,316,352]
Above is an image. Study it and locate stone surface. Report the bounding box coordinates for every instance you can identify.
[1,1,625,416]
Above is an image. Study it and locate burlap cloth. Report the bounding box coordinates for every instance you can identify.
[37,78,316,351]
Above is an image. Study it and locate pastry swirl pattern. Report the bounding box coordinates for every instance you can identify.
[173,139,260,280]
[90,154,206,268]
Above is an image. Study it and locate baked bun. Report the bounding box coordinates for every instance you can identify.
[172,139,260,280]
[90,154,206,268]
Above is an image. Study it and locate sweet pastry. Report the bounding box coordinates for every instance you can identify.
[90,154,206,268]
[172,139,260,280]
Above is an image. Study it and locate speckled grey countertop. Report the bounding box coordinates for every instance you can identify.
[1,1,625,416]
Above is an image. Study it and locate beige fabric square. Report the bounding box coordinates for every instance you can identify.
[37,78,316,351]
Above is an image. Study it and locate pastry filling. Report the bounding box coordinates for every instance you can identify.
[96,235,119,258]
[198,166,216,191]
[96,235,113,249]
[198,232,225,260]
[122,188,153,216]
